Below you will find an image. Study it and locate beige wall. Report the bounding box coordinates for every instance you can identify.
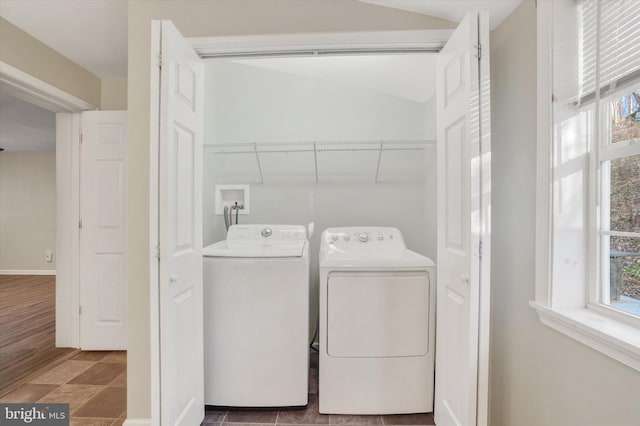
[489,1,640,425]
[0,18,126,110]
[0,17,101,107]
[100,78,128,110]
[0,152,56,271]
[127,0,454,420]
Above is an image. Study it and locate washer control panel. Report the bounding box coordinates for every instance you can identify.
[227,224,307,242]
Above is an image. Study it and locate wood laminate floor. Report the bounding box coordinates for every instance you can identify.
[0,275,126,424]
[0,275,77,394]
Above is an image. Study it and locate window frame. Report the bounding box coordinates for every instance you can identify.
[589,86,640,326]
[532,0,640,372]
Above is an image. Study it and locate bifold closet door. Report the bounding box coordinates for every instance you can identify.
[155,20,205,426]
[435,10,491,426]
[79,110,128,350]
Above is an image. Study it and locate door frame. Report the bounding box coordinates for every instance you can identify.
[190,29,453,58]
[0,61,94,112]
[0,61,96,348]
[149,25,492,425]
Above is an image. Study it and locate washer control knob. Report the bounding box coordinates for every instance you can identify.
[343,234,350,241]
[261,227,273,238]
[332,234,339,242]
[358,232,369,243]
[377,233,384,241]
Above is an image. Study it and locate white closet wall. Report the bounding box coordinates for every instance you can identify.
[206,59,429,142]
[204,58,436,249]
[203,59,437,328]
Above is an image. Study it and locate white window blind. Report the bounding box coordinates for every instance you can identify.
[580,0,640,101]
[579,0,597,97]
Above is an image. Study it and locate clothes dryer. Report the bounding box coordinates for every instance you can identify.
[319,227,435,414]
[203,224,309,407]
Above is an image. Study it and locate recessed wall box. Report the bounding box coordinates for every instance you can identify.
[215,184,250,215]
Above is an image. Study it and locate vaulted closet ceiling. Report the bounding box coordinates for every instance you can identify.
[232,55,437,103]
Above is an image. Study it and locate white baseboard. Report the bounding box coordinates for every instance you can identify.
[123,419,150,426]
[0,269,56,275]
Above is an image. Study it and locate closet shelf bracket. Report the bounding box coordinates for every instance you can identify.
[205,140,435,183]
[253,143,264,184]
[374,142,384,183]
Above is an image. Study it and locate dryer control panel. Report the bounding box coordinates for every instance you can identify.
[321,227,407,255]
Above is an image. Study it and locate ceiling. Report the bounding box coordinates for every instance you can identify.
[0,0,127,78]
[0,1,520,80]
[358,0,522,30]
[231,54,438,103]
[0,90,56,152]
[0,1,520,152]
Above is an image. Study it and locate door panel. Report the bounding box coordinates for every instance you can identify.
[174,126,195,251]
[158,20,205,426]
[445,53,466,105]
[445,117,467,252]
[435,11,491,426]
[96,161,123,227]
[80,111,127,350]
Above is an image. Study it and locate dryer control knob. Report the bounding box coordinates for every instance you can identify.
[261,227,273,238]
[358,232,369,242]
[377,233,384,241]
[343,234,350,241]
[332,234,339,242]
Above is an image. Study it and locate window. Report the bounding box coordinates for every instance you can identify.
[533,0,640,372]
[598,89,640,317]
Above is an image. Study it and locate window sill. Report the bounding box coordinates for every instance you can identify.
[530,302,640,372]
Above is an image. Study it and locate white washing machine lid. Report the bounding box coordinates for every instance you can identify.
[203,240,307,258]
[204,225,308,258]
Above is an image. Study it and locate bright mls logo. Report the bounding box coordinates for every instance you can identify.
[1,404,69,425]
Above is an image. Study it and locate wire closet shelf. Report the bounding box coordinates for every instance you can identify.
[205,140,435,183]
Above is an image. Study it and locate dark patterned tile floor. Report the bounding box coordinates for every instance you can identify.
[0,351,127,425]
[3,348,433,425]
[202,351,435,426]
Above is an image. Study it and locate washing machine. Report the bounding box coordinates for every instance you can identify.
[203,224,309,407]
[319,227,436,414]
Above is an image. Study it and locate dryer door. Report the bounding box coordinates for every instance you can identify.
[327,270,430,358]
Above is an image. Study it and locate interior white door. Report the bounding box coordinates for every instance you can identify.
[157,21,205,426]
[80,110,128,350]
[434,11,491,426]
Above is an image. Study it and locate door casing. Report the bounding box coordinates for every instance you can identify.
[0,61,96,349]
[149,24,490,426]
